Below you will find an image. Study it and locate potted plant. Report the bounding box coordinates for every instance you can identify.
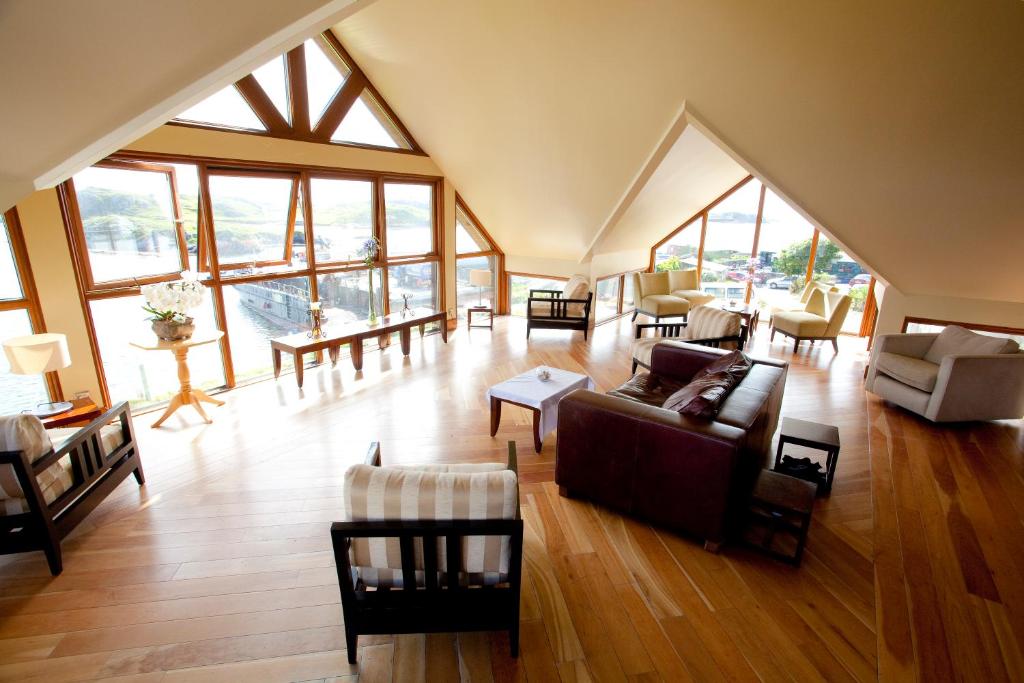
[142,271,205,341]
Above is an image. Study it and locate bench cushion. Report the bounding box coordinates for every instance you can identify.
[343,464,518,588]
[875,352,940,393]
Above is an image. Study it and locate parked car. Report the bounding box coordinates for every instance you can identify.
[849,273,872,286]
[767,276,795,289]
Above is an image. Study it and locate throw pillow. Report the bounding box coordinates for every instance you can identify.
[923,325,1020,365]
[694,349,753,382]
[608,371,686,408]
[662,371,736,419]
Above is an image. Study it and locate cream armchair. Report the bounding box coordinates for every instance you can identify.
[866,326,1024,422]
[769,289,851,352]
[631,270,714,322]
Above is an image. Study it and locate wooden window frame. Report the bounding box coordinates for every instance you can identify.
[60,151,447,408]
[168,31,425,156]
[506,272,569,318]
[900,316,1024,337]
[1,208,62,402]
[455,195,506,314]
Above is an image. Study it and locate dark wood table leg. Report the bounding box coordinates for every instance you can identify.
[419,323,425,337]
[441,317,449,343]
[532,408,543,453]
[490,397,502,437]
[774,436,787,469]
[328,345,339,367]
[272,349,282,378]
[294,352,304,388]
[351,338,364,371]
[400,327,412,355]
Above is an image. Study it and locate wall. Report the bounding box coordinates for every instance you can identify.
[876,284,1024,337]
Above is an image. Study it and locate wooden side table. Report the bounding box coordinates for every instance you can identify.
[773,416,841,494]
[40,398,104,429]
[467,306,493,329]
[131,331,225,427]
[745,469,817,566]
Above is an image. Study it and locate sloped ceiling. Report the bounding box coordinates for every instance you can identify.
[335,0,1024,301]
[0,0,368,213]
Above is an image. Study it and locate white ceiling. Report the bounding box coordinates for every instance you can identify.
[0,0,369,213]
[335,0,1024,301]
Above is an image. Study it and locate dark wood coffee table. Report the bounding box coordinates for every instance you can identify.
[271,308,448,388]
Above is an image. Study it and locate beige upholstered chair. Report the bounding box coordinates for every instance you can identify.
[630,306,744,372]
[768,281,837,315]
[770,289,851,352]
[632,270,713,322]
[866,326,1024,422]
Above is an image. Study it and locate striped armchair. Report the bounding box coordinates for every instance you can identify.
[332,442,523,662]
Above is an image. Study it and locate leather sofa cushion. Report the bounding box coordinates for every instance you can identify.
[607,371,686,407]
[923,325,1020,365]
[875,351,940,392]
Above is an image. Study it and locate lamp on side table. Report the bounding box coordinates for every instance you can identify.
[2,333,74,417]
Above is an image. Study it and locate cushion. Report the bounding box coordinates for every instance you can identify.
[923,325,1020,365]
[343,464,518,588]
[773,311,829,337]
[49,423,124,456]
[687,307,741,341]
[630,337,668,369]
[804,287,826,317]
[607,371,686,407]
[636,272,670,298]
[390,463,505,473]
[662,371,738,419]
[667,269,699,292]
[0,415,53,464]
[639,294,690,316]
[875,351,940,393]
[0,415,65,514]
[671,289,715,307]
[562,275,590,317]
[693,349,753,382]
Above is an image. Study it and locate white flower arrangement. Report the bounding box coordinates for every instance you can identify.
[141,271,205,322]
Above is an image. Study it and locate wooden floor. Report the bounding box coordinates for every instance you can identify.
[1,315,1021,682]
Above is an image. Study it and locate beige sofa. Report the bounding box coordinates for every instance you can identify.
[769,288,851,352]
[866,325,1024,422]
[631,270,715,322]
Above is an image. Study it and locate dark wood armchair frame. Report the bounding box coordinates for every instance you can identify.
[0,401,145,575]
[526,288,593,340]
[331,442,524,663]
[631,321,748,373]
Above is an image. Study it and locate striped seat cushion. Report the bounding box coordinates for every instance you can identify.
[343,463,518,588]
[0,414,75,516]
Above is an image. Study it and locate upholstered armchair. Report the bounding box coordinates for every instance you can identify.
[768,281,837,315]
[631,270,714,322]
[770,289,851,352]
[866,326,1024,422]
[631,305,746,372]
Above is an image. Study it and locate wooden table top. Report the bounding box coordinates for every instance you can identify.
[40,398,104,429]
[271,308,444,352]
[130,329,224,352]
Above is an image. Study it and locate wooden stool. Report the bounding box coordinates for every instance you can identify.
[745,470,816,566]
[467,306,493,329]
[774,416,840,494]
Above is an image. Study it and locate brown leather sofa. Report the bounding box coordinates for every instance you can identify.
[555,342,788,549]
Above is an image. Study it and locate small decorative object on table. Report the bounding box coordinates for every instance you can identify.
[358,237,381,326]
[401,293,412,316]
[142,271,204,341]
[536,367,552,381]
[308,301,328,339]
[773,416,841,495]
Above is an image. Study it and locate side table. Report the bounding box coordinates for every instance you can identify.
[745,469,817,566]
[467,306,494,329]
[131,330,226,427]
[774,416,840,494]
[40,398,104,429]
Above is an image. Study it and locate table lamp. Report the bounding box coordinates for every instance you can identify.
[2,333,74,417]
[469,269,492,306]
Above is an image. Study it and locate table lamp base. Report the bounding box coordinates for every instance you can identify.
[25,401,74,418]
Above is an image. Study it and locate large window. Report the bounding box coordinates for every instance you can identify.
[595,277,621,322]
[654,218,701,272]
[64,156,445,409]
[813,236,869,334]
[701,180,761,298]
[0,211,53,414]
[454,198,504,318]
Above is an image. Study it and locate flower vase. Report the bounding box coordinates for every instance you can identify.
[367,269,378,326]
[152,317,195,341]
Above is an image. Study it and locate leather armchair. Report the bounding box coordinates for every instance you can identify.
[555,343,788,548]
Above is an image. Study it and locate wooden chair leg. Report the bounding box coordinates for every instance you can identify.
[631,359,638,374]
[631,310,638,322]
[794,339,800,352]
[770,328,776,341]
[704,540,722,554]
[509,624,520,657]
[345,627,358,664]
[41,529,62,575]
[831,337,839,353]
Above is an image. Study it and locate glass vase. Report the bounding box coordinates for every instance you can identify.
[367,269,378,325]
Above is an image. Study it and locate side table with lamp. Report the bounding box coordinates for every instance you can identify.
[2,332,78,418]
[467,268,494,329]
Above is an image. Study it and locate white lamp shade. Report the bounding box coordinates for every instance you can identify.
[469,269,492,287]
[3,333,72,375]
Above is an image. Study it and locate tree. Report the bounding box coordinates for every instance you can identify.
[773,237,840,277]
[655,255,681,272]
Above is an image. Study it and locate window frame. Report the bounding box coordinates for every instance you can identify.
[1,208,61,401]
[506,271,569,318]
[455,195,506,314]
[60,151,447,408]
[593,269,645,325]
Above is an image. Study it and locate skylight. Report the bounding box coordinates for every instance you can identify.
[304,38,349,127]
[175,86,265,131]
[252,55,290,124]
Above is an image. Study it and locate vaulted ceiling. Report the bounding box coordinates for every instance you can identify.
[335,0,1024,301]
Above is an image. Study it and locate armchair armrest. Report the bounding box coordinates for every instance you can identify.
[927,353,1024,422]
[529,289,561,298]
[635,322,687,339]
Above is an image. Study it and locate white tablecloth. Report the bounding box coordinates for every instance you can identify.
[486,367,595,441]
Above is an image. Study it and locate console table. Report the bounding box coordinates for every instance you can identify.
[270,308,448,388]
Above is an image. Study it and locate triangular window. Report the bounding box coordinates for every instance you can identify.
[456,205,491,254]
[176,85,265,131]
[252,55,290,124]
[304,38,350,128]
[331,91,409,149]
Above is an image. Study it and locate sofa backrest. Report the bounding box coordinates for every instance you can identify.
[561,274,590,317]
[667,269,699,292]
[922,325,1020,365]
[687,306,741,343]
[635,271,669,299]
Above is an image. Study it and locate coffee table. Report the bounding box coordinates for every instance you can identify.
[487,367,594,453]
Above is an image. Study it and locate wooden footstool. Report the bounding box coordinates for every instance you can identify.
[745,469,817,566]
[774,417,840,494]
